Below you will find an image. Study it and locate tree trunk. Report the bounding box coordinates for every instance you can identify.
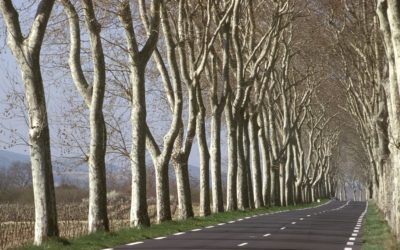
[197,94,211,216]
[243,118,255,209]
[173,150,194,219]
[237,114,249,210]
[225,96,238,211]
[155,161,172,222]
[210,111,224,213]
[130,67,150,227]
[27,67,59,243]
[248,114,263,208]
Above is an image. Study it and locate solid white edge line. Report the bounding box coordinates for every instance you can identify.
[191,228,202,232]
[174,232,185,235]
[155,236,166,240]
[206,226,214,229]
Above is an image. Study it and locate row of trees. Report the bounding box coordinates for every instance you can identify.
[0,0,339,245]
[331,0,400,240]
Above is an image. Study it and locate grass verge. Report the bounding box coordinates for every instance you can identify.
[362,201,399,250]
[17,200,328,250]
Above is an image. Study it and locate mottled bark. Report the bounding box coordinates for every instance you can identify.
[0,0,59,245]
[248,114,263,208]
[236,114,249,210]
[225,95,238,211]
[119,0,161,227]
[61,0,109,233]
[197,84,211,217]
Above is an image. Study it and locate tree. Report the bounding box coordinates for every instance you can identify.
[0,0,59,244]
[118,0,161,227]
[60,0,109,233]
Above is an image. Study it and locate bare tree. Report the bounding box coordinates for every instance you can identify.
[0,0,59,244]
[118,0,161,227]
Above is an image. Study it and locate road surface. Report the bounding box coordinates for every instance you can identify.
[109,200,367,250]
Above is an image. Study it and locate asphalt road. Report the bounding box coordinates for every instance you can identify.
[110,200,367,250]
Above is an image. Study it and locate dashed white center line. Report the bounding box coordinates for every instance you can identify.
[191,228,202,232]
[174,232,185,235]
[344,248,352,250]
[126,241,143,246]
[352,233,358,237]
[291,222,296,224]
[353,230,359,233]
[280,227,286,230]
[155,237,166,240]
[238,242,248,247]
[307,215,311,217]
[347,242,354,246]
[349,237,356,241]
[300,218,304,220]
[263,233,271,237]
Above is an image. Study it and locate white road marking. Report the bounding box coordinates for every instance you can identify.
[354,230,359,233]
[238,219,243,221]
[307,215,311,217]
[354,227,360,230]
[174,232,185,235]
[263,233,271,237]
[228,221,235,223]
[280,227,286,230]
[347,242,354,246]
[349,237,356,241]
[218,223,225,226]
[206,226,214,229]
[291,222,296,224]
[238,242,248,247]
[103,248,114,250]
[300,218,304,220]
[155,236,166,240]
[352,233,358,237]
[344,248,352,250]
[191,228,202,232]
[245,217,251,219]
[126,242,143,246]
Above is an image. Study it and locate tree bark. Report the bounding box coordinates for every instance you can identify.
[0,0,59,244]
[248,113,263,208]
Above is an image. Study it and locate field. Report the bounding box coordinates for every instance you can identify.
[0,200,180,250]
